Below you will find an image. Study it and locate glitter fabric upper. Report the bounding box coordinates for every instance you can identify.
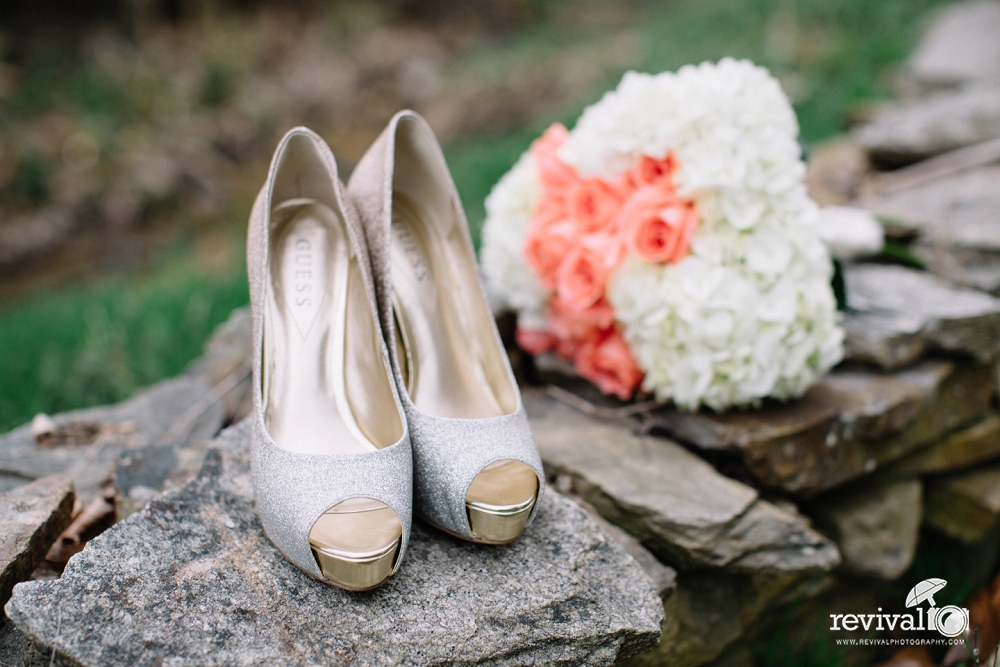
[247,127,412,581]
[348,111,544,540]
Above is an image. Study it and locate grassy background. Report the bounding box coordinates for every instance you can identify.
[0,0,955,433]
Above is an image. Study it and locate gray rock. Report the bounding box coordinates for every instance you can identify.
[907,0,1000,89]
[0,621,49,667]
[619,570,828,667]
[925,463,1000,543]
[563,482,832,667]
[526,391,840,572]
[0,375,224,511]
[571,496,677,601]
[865,166,1000,292]
[5,421,663,667]
[852,85,1000,164]
[842,263,1000,368]
[185,306,253,424]
[811,479,922,579]
[0,475,75,608]
[645,360,994,494]
[882,413,1000,478]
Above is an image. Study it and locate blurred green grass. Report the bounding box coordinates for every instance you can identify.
[0,248,249,431]
[0,0,956,434]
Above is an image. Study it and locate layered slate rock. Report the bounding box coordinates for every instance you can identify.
[864,166,1000,293]
[852,85,1000,165]
[562,488,811,667]
[880,414,1000,479]
[526,392,840,572]
[906,0,1000,89]
[0,375,224,513]
[621,570,828,667]
[924,463,1000,543]
[842,263,1000,368]
[811,480,922,579]
[0,475,74,608]
[645,360,993,494]
[5,421,663,667]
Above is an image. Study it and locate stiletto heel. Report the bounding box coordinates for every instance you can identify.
[349,111,543,545]
[248,127,411,590]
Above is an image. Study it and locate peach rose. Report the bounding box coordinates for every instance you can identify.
[555,245,609,311]
[631,153,677,189]
[532,194,567,229]
[618,186,699,264]
[524,216,576,290]
[531,124,577,196]
[578,230,626,272]
[573,329,644,400]
[547,295,615,358]
[515,327,556,355]
[568,177,630,234]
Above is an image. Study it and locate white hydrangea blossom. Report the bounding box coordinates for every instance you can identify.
[480,58,844,410]
[480,151,550,328]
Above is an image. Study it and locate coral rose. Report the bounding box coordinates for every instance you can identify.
[524,216,576,290]
[555,246,609,311]
[631,154,677,188]
[578,230,626,271]
[619,186,699,264]
[515,327,556,355]
[573,329,644,400]
[547,295,615,357]
[532,124,577,196]
[568,177,630,234]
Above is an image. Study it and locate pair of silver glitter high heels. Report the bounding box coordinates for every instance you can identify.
[247,111,544,591]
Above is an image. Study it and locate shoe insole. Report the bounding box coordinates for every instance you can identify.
[390,197,504,420]
[265,199,377,456]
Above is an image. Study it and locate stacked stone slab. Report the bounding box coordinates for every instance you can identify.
[847,0,1000,558]
[788,0,1000,613]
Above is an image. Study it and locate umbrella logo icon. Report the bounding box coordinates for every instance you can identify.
[905,578,947,608]
[905,578,969,638]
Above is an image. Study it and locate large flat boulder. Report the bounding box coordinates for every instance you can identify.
[907,0,1000,89]
[526,392,840,572]
[842,263,1000,368]
[644,360,993,494]
[852,85,1000,165]
[5,421,663,667]
[865,165,1000,293]
[0,475,75,608]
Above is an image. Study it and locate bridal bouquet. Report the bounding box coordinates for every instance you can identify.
[481,58,843,411]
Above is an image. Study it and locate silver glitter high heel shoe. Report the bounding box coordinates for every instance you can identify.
[349,111,543,544]
[247,127,411,590]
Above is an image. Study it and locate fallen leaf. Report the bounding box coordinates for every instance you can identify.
[44,480,117,563]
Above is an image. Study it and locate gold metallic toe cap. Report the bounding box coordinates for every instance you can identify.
[309,498,402,591]
[465,460,539,544]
